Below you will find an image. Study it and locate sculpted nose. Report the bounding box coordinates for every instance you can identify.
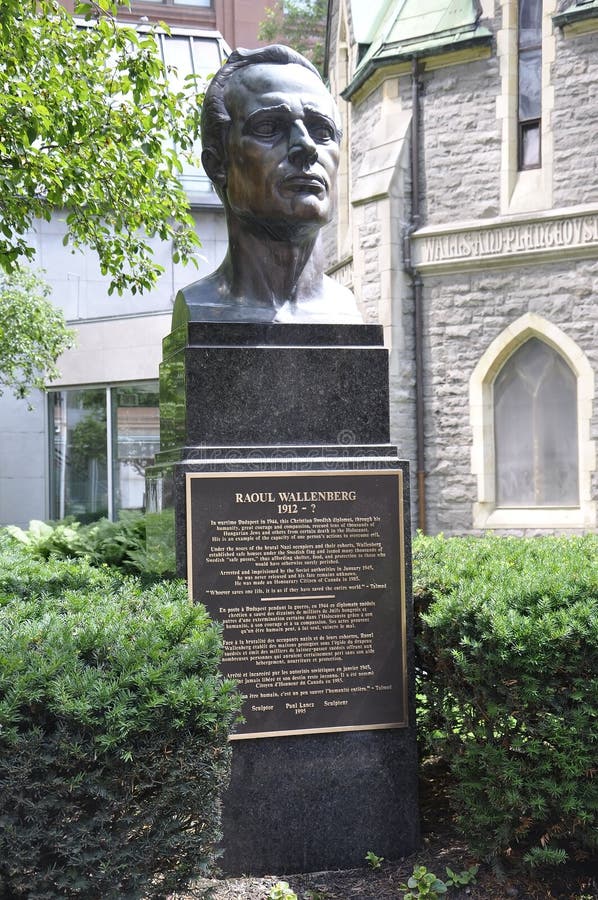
[288,120,318,168]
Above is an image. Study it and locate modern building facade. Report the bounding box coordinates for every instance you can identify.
[0,1,270,528]
[324,0,598,534]
[64,0,267,52]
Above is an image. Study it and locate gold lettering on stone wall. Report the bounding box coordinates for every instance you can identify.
[414,212,598,270]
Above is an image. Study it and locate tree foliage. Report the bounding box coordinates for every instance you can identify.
[0,0,203,296]
[258,0,328,74]
[0,267,74,403]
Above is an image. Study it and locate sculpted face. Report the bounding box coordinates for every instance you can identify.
[221,63,341,236]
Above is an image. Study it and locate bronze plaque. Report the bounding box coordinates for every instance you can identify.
[186,470,408,739]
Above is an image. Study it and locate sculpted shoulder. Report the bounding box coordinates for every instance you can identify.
[323,275,361,318]
[273,276,362,323]
[172,272,362,326]
[172,272,270,326]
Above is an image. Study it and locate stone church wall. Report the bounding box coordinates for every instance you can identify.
[552,29,598,206]
[418,57,502,226]
[325,0,598,535]
[422,256,598,534]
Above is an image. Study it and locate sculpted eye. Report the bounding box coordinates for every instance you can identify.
[250,119,281,138]
[308,121,337,142]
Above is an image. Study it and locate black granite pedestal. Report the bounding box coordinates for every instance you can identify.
[158,322,390,456]
[146,322,419,875]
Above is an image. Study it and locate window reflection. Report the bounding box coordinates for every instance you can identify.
[140,0,212,6]
[49,383,160,522]
[494,338,579,507]
[157,32,224,200]
[518,48,542,120]
[519,0,542,45]
[112,385,161,514]
[520,122,540,168]
[518,0,542,169]
[50,389,108,522]
[191,36,222,80]
[162,36,195,91]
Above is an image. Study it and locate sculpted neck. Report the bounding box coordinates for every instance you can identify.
[221,215,326,308]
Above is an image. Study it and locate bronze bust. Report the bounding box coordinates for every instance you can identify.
[173,45,362,325]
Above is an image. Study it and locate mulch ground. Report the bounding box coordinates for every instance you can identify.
[173,761,597,900]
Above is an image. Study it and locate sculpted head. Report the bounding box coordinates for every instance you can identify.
[201,46,342,239]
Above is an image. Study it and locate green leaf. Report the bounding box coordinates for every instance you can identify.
[0,2,202,296]
[0,267,74,402]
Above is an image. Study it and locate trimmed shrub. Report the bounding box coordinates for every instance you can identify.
[0,533,241,898]
[414,533,598,868]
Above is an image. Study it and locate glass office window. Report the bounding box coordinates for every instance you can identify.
[50,389,108,522]
[140,1,212,7]
[157,32,224,201]
[49,383,159,522]
[112,385,161,513]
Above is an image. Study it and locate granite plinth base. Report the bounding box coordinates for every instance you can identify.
[222,727,419,876]
[146,319,420,874]
[146,449,419,874]
[159,322,389,449]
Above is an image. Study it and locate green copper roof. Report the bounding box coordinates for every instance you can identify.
[345,0,492,98]
[350,0,392,44]
[553,0,598,26]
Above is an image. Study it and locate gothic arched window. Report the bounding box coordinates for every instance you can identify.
[494,337,578,506]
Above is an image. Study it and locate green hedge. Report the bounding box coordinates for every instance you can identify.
[414,533,598,868]
[0,533,241,899]
[5,519,597,874]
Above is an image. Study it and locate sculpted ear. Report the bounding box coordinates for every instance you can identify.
[202,148,227,189]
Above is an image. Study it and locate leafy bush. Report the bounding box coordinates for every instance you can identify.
[0,533,241,898]
[414,533,598,868]
[7,509,175,578]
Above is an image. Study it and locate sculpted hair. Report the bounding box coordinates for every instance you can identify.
[201,45,322,166]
